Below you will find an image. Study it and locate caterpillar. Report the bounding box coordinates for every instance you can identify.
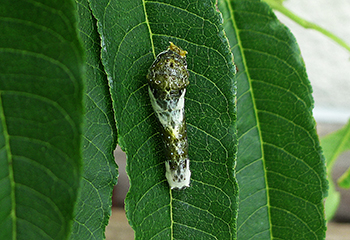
[147,42,191,190]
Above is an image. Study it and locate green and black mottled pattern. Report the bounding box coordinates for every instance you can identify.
[147,43,191,189]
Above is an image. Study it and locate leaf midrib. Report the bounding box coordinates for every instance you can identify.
[0,93,16,239]
[224,0,273,236]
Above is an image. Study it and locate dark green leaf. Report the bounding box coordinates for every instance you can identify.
[89,0,238,239]
[69,0,118,239]
[0,0,84,239]
[218,0,327,239]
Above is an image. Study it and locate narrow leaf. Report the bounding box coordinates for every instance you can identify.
[321,119,350,220]
[0,0,84,239]
[321,119,350,169]
[89,0,238,239]
[324,179,340,222]
[338,168,350,188]
[218,0,327,239]
[69,0,118,239]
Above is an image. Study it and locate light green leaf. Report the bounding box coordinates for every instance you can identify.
[338,168,350,188]
[218,0,327,239]
[69,0,118,239]
[321,119,350,172]
[88,0,238,239]
[324,179,340,222]
[321,119,350,220]
[0,0,84,239]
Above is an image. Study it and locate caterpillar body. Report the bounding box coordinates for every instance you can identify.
[147,42,191,190]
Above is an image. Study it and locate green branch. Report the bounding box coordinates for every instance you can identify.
[263,0,350,53]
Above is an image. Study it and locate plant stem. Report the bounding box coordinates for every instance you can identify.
[263,0,350,53]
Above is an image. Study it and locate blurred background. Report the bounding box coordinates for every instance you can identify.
[107,0,350,239]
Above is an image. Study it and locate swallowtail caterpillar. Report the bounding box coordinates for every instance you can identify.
[147,42,191,189]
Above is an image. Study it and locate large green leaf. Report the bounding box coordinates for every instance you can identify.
[88,0,238,239]
[218,0,327,239]
[69,0,118,239]
[0,0,84,239]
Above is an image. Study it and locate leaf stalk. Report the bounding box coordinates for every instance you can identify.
[263,0,350,53]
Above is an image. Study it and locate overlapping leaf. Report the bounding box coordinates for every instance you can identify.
[218,0,327,239]
[0,0,84,239]
[70,0,118,239]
